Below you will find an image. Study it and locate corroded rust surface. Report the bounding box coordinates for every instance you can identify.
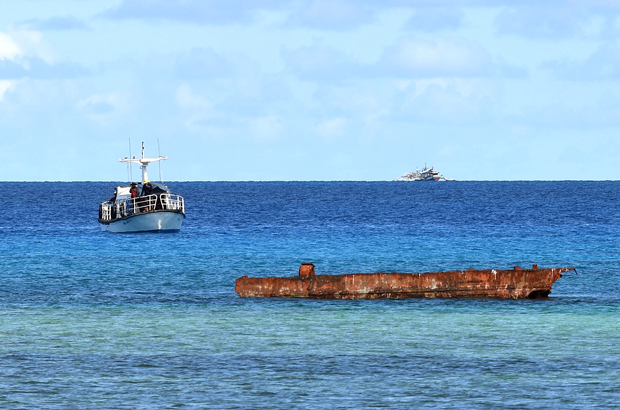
[235,265,575,300]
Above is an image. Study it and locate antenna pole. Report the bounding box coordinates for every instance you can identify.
[158,138,163,183]
[140,142,148,183]
[129,139,133,182]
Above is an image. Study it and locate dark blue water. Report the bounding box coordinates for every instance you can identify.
[0,182,618,409]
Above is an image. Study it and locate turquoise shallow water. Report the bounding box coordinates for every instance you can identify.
[0,182,619,408]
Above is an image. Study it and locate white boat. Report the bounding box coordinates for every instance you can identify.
[395,165,454,181]
[98,143,185,233]
[419,166,442,181]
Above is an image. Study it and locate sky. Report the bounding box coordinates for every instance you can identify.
[2,0,620,181]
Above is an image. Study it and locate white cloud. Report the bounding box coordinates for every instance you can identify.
[494,5,609,39]
[412,78,495,99]
[15,15,89,32]
[0,33,23,100]
[173,48,233,79]
[101,0,289,25]
[316,117,348,141]
[175,84,221,135]
[380,37,494,77]
[281,39,359,82]
[248,115,283,141]
[542,41,620,81]
[0,57,90,80]
[0,33,22,61]
[175,83,213,110]
[78,92,128,124]
[285,0,376,30]
[0,80,16,101]
[393,78,497,124]
[5,30,48,62]
[405,8,464,32]
[94,0,620,36]
[282,36,508,81]
[0,30,87,80]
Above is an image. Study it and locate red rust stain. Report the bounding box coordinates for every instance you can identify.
[235,264,575,300]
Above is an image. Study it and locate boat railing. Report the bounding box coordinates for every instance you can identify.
[159,194,185,213]
[99,194,185,221]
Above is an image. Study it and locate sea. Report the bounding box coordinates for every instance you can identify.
[0,181,618,409]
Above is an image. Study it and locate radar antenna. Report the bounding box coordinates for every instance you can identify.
[119,142,167,184]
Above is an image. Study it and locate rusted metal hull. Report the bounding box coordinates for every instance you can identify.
[235,264,574,300]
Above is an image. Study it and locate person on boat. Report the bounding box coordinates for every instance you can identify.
[109,188,117,204]
[107,189,118,219]
[130,183,138,198]
[141,181,153,196]
[124,183,138,216]
[140,181,154,212]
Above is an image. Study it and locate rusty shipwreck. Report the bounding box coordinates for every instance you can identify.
[235,263,575,300]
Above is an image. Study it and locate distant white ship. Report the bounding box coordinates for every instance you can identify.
[395,165,455,181]
[98,142,186,233]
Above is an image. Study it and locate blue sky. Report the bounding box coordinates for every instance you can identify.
[1,0,620,181]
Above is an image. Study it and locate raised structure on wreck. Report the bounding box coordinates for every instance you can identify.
[235,263,575,300]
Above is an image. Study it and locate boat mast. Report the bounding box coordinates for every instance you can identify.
[129,139,133,182]
[140,142,147,182]
[119,141,167,184]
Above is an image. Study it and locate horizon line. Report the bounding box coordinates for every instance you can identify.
[1,179,619,183]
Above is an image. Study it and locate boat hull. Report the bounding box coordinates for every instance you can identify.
[236,265,575,300]
[100,211,185,233]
